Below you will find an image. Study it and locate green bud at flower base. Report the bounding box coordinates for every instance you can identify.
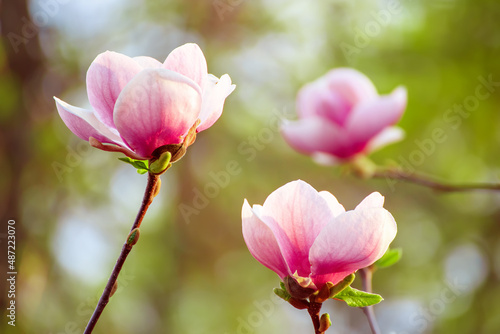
[149,151,172,175]
[329,273,355,298]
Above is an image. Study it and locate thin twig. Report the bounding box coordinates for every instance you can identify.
[84,173,160,334]
[359,267,381,334]
[372,168,500,193]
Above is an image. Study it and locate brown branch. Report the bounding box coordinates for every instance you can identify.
[83,172,160,333]
[371,168,500,193]
[307,301,324,334]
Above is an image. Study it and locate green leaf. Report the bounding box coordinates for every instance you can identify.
[375,248,402,268]
[118,157,150,173]
[332,286,383,307]
[273,288,290,301]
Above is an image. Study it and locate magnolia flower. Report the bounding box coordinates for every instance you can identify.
[242,180,397,291]
[281,68,407,164]
[55,43,235,161]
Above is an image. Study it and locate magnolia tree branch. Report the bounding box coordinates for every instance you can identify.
[372,168,500,192]
[84,173,161,334]
[358,267,381,334]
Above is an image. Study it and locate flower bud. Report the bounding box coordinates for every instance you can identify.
[127,228,140,246]
[319,313,331,332]
[329,273,355,298]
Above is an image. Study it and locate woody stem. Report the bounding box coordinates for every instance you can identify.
[83,173,160,333]
[307,301,324,334]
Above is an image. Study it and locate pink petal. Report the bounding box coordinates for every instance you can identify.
[281,117,365,159]
[114,68,202,159]
[242,200,289,278]
[297,68,378,123]
[86,51,143,130]
[346,86,407,147]
[163,43,208,90]
[355,192,385,210]
[324,68,378,103]
[311,153,343,166]
[310,207,397,283]
[197,74,236,132]
[297,80,353,126]
[318,191,346,217]
[259,180,336,277]
[133,56,162,69]
[54,97,124,145]
[366,126,405,153]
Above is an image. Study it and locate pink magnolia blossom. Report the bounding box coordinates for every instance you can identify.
[242,180,397,290]
[281,68,407,164]
[55,43,235,160]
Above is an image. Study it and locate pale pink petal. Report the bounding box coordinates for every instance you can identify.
[321,68,378,106]
[54,97,124,145]
[114,68,202,159]
[242,200,289,278]
[366,126,405,153]
[346,86,407,146]
[281,117,364,159]
[197,74,236,132]
[259,180,336,277]
[311,153,343,166]
[318,191,346,217]
[355,192,385,210]
[297,80,353,126]
[134,56,162,68]
[310,208,397,282]
[86,51,143,129]
[163,43,207,90]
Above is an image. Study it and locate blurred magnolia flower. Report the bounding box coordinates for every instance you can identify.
[55,43,235,161]
[281,68,407,164]
[242,180,397,291]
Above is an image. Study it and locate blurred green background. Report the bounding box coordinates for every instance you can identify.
[1,0,500,333]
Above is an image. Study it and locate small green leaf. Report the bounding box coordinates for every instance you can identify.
[134,161,148,170]
[118,157,134,165]
[118,157,150,173]
[332,286,383,307]
[273,288,290,301]
[375,248,402,268]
